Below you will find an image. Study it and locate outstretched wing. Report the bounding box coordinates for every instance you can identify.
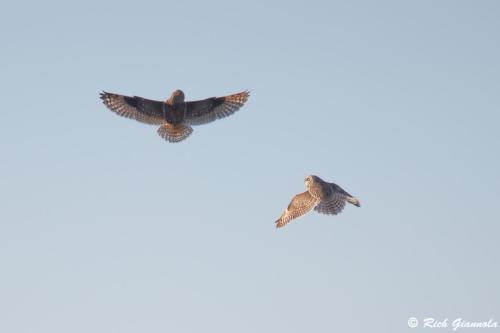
[314,182,360,214]
[275,191,319,228]
[314,192,347,215]
[100,91,166,125]
[184,91,250,126]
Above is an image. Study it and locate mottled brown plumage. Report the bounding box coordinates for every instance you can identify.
[275,175,360,228]
[100,90,250,142]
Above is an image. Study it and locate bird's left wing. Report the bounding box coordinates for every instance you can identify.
[184,91,249,126]
[100,91,166,125]
[314,192,347,215]
[314,182,360,214]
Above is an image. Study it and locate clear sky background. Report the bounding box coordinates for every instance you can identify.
[1,1,499,332]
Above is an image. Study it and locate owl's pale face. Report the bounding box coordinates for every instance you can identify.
[304,175,314,188]
[305,175,323,189]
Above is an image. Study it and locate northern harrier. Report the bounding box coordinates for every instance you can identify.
[275,175,360,228]
[100,90,250,142]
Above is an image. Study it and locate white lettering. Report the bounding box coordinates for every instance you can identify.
[424,318,449,328]
[453,318,499,331]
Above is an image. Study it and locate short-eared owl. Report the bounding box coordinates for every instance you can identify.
[275,175,360,228]
[100,90,249,142]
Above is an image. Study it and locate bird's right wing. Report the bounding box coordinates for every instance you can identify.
[100,91,166,125]
[275,191,319,228]
[184,91,250,126]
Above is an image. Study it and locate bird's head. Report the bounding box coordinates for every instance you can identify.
[304,175,314,188]
[305,175,323,188]
[168,89,185,104]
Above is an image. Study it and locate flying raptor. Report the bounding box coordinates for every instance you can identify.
[275,175,361,228]
[100,90,250,142]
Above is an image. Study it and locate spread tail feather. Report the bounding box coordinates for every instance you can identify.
[346,196,361,207]
[157,123,193,143]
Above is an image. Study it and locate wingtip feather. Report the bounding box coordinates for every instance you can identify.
[100,91,110,101]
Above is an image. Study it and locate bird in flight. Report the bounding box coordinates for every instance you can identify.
[275,175,360,228]
[100,90,250,142]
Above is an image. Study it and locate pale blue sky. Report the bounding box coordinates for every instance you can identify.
[1,1,499,332]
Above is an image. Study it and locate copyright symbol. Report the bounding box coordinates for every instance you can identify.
[408,317,419,328]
